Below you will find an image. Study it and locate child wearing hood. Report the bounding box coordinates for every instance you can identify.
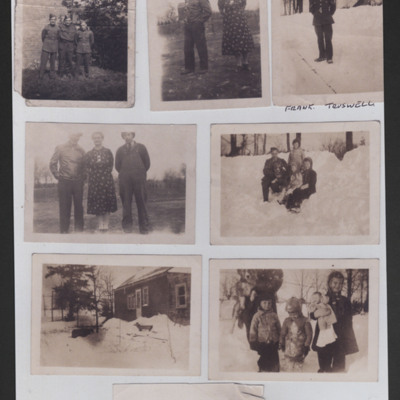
[249,293,281,372]
[279,297,313,372]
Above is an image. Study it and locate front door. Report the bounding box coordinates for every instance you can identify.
[135,289,142,318]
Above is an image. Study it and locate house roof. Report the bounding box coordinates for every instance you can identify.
[116,267,190,290]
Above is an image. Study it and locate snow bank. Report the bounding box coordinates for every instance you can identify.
[220,147,370,237]
[40,315,189,370]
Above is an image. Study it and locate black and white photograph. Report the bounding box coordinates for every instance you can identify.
[209,259,379,381]
[15,0,134,106]
[210,121,380,245]
[31,254,202,375]
[147,0,270,110]
[271,0,383,105]
[24,123,196,244]
[113,383,265,400]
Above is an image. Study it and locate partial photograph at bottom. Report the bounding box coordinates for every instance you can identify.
[31,254,202,376]
[209,258,379,381]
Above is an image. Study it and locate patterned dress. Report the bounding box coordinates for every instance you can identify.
[218,0,255,56]
[84,147,117,215]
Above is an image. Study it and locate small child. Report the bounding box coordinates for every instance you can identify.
[279,297,312,372]
[75,21,94,78]
[288,139,305,172]
[249,293,281,372]
[278,163,303,205]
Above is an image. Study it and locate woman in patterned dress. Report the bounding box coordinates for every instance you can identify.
[218,0,255,71]
[84,132,117,232]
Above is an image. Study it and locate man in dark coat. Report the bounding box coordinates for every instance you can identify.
[58,15,76,78]
[310,271,359,372]
[49,133,85,233]
[309,0,336,63]
[39,14,59,81]
[261,147,290,202]
[115,132,151,234]
[180,0,212,75]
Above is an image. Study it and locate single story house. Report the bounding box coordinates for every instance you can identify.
[114,267,191,325]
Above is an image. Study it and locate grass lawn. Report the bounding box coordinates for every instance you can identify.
[22,66,127,101]
[161,31,262,102]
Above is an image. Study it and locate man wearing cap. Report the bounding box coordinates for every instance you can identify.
[58,15,76,78]
[49,133,86,233]
[261,147,290,202]
[39,14,60,81]
[115,132,151,234]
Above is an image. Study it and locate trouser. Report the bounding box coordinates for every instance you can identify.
[39,51,57,79]
[257,342,280,372]
[59,42,74,75]
[119,177,149,233]
[261,175,289,201]
[316,341,346,372]
[286,188,313,209]
[314,24,333,60]
[75,53,91,76]
[184,22,208,71]
[58,178,84,233]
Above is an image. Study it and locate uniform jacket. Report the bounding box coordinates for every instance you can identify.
[280,315,313,360]
[184,0,212,24]
[311,291,359,355]
[249,308,281,345]
[263,157,289,180]
[59,23,77,43]
[42,24,60,53]
[49,142,86,181]
[115,142,150,182]
[75,28,94,53]
[309,0,336,26]
[302,169,317,194]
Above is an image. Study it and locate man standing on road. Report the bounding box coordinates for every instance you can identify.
[115,132,151,234]
[261,147,290,202]
[310,0,336,64]
[49,133,85,234]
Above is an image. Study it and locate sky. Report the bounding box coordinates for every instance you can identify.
[27,123,195,181]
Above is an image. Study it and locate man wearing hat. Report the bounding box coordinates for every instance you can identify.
[49,133,86,233]
[115,132,151,234]
[261,147,290,202]
[39,14,60,81]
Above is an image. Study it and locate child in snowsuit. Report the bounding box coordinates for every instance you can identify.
[288,139,305,172]
[75,21,94,78]
[279,297,313,372]
[310,271,359,372]
[180,0,212,74]
[249,293,281,372]
[279,162,303,205]
[309,0,336,64]
[39,14,59,81]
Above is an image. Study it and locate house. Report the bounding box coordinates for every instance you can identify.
[114,267,191,325]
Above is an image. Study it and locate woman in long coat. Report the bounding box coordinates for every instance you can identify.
[218,0,255,71]
[84,132,117,232]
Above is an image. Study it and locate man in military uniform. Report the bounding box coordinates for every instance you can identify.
[75,20,94,78]
[261,147,290,202]
[58,15,76,78]
[115,132,151,234]
[180,0,212,75]
[310,0,336,64]
[49,133,86,234]
[39,14,59,81]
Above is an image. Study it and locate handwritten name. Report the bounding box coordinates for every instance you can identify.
[284,101,375,112]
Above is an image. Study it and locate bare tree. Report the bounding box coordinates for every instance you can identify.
[262,134,267,154]
[346,131,354,152]
[286,133,290,152]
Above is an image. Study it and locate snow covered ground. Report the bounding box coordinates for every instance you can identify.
[273,6,383,97]
[220,147,370,237]
[219,299,368,374]
[40,314,190,370]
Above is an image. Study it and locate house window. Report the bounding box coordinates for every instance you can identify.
[175,283,187,309]
[143,286,149,306]
[127,293,136,310]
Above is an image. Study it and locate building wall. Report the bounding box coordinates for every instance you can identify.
[167,273,191,325]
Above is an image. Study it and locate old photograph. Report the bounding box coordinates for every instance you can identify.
[25,123,196,244]
[113,383,265,400]
[147,0,270,110]
[271,0,383,105]
[210,121,380,245]
[31,254,202,375]
[14,0,135,107]
[209,258,379,381]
